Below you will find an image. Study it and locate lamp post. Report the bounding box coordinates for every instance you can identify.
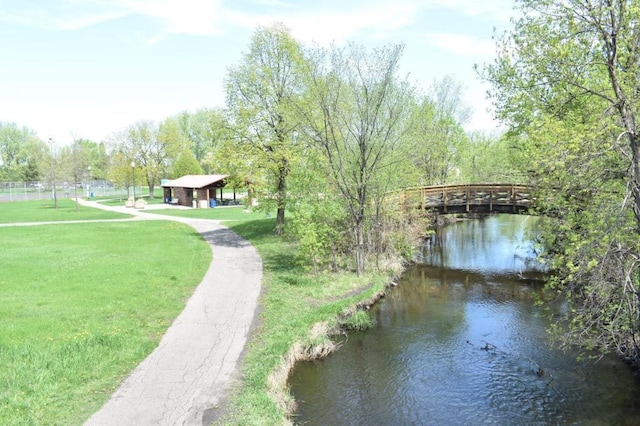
[87,166,91,198]
[49,138,57,209]
[131,161,136,200]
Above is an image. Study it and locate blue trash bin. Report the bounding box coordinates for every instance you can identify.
[209,199,216,208]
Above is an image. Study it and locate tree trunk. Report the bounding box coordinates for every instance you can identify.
[630,138,640,232]
[355,219,365,276]
[274,157,288,236]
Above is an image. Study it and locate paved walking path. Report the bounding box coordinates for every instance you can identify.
[49,200,262,425]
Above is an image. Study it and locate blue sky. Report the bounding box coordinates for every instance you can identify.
[0,0,516,145]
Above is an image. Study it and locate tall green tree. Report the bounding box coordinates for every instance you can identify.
[171,149,203,178]
[456,131,524,183]
[176,108,230,170]
[110,119,181,198]
[224,23,305,235]
[298,43,415,275]
[0,123,46,182]
[484,0,640,363]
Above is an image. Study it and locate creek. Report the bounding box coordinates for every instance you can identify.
[289,215,640,425]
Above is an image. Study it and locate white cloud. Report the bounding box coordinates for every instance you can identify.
[117,0,224,36]
[424,33,496,58]
[429,0,514,22]
[0,3,128,30]
[225,0,421,45]
[0,0,225,36]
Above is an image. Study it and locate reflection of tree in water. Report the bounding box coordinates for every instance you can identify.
[419,215,545,273]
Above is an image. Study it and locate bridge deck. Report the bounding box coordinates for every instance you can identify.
[399,183,534,215]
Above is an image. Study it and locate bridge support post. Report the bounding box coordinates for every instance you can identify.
[466,185,470,212]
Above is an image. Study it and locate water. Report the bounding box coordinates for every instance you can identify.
[289,215,640,425]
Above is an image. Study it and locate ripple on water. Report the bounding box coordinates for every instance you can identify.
[290,216,640,425]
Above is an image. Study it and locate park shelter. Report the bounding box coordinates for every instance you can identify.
[161,174,228,208]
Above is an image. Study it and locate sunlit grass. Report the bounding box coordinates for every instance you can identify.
[220,219,388,424]
[145,206,267,221]
[0,199,130,223]
[0,221,211,425]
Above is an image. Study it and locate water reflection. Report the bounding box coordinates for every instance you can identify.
[420,215,546,274]
[290,215,640,425]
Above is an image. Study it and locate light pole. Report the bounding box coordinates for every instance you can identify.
[49,138,57,209]
[87,166,91,198]
[131,161,136,200]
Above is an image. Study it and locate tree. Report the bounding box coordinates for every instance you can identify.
[224,23,305,235]
[0,123,46,182]
[456,131,524,183]
[176,108,230,170]
[484,0,640,364]
[406,95,466,185]
[110,120,180,198]
[287,153,348,275]
[172,149,203,178]
[298,43,415,275]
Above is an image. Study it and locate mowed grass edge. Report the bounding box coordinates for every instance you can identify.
[0,220,211,425]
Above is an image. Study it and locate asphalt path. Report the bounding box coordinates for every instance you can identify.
[35,200,262,425]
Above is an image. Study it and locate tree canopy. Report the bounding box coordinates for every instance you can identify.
[484,0,640,364]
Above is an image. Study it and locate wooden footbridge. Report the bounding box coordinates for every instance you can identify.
[397,183,534,215]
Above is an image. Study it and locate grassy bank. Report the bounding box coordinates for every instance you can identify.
[0,199,130,223]
[0,221,211,425]
[220,219,391,424]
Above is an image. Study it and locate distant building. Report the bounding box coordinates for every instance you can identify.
[161,174,228,208]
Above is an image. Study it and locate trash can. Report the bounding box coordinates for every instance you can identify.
[209,199,216,208]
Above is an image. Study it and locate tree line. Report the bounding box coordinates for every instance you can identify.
[6,1,636,370]
[1,23,518,276]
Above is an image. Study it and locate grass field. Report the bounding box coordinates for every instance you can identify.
[0,199,130,223]
[0,199,391,424]
[0,221,211,425]
[145,205,267,221]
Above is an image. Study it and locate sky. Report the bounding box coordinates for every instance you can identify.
[0,0,518,145]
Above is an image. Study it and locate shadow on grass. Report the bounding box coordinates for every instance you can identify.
[226,218,300,273]
[227,218,277,243]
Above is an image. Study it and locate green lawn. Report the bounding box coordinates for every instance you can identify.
[0,200,391,425]
[145,205,267,221]
[0,221,211,425]
[0,199,130,223]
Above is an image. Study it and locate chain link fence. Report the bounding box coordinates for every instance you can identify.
[0,180,136,202]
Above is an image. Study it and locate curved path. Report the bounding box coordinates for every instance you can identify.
[68,201,264,425]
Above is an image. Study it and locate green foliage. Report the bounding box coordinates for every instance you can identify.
[405,77,472,185]
[224,23,306,235]
[288,155,348,274]
[171,149,203,178]
[298,42,416,275]
[175,108,230,167]
[108,119,183,198]
[0,123,47,182]
[456,131,527,183]
[221,218,389,424]
[483,0,640,363]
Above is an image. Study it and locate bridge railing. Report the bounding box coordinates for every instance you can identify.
[397,183,534,214]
